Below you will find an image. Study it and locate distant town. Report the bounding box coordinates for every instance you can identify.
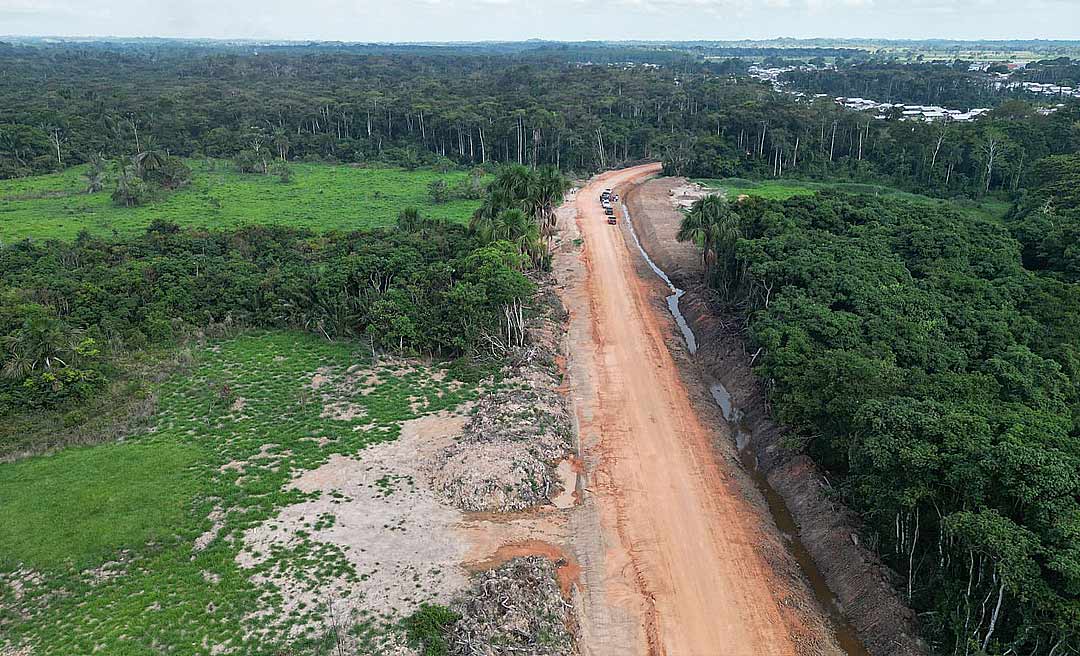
[749,62,1076,122]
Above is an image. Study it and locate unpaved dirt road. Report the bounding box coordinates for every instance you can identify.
[560,164,813,656]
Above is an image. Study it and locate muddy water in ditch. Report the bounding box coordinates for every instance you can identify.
[623,204,870,656]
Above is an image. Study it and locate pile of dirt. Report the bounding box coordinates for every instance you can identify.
[448,557,576,656]
[430,377,573,512]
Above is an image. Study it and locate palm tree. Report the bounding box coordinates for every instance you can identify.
[491,165,536,212]
[469,188,513,243]
[112,160,138,206]
[396,207,423,232]
[472,165,565,268]
[515,221,547,270]
[491,209,530,242]
[131,137,166,178]
[530,166,569,240]
[1,316,82,379]
[82,155,107,194]
[677,195,741,286]
[496,209,550,270]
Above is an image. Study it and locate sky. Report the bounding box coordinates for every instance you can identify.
[1,0,1078,43]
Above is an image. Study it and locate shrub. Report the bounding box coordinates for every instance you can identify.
[144,156,192,189]
[402,604,459,656]
[428,178,449,204]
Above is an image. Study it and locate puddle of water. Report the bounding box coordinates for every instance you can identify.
[710,381,868,655]
[622,203,869,656]
[551,458,578,510]
[709,384,753,451]
[622,204,697,354]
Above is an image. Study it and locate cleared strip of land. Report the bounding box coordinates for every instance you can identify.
[560,164,837,656]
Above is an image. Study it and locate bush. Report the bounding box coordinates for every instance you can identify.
[450,170,485,200]
[446,356,497,384]
[144,156,192,189]
[112,176,152,207]
[270,161,293,183]
[428,178,449,204]
[11,366,106,411]
[232,150,267,174]
[402,604,459,656]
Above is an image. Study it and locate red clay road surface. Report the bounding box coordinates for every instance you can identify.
[563,163,814,656]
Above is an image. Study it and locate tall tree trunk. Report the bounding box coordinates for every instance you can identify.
[981,579,1005,652]
[830,121,838,162]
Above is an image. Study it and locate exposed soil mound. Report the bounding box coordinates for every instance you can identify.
[448,556,576,656]
[430,382,573,512]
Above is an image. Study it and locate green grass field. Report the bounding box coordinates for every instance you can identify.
[0,161,482,242]
[0,331,483,655]
[693,177,1010,223]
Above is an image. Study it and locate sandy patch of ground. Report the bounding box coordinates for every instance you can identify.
[237,411,473,640]
[235,289,583,652]
[668,178,712,210]
[236,396,578,652]
[1,569,42,604]
[319,400,367,421]
[549,458,580,510]
[309,367,332,391]
[193,507,225,552]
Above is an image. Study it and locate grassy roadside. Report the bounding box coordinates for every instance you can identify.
[0,162,482,242]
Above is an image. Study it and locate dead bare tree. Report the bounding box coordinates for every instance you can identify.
[929,124,949,182]
[981,135,1003,194]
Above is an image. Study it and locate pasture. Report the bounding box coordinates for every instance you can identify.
[0,162,481,242]
[0,331,482,655]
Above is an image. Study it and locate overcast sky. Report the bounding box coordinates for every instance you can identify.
[1,0,1078,42]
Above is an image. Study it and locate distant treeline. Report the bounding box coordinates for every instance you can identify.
[2,42,1078,203]
[663,90,1080,199]
[782,63,1015,110]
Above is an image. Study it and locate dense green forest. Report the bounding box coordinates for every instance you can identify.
[0,223,513,409]
[680,154,1080,655]
[3,41,1077,203]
